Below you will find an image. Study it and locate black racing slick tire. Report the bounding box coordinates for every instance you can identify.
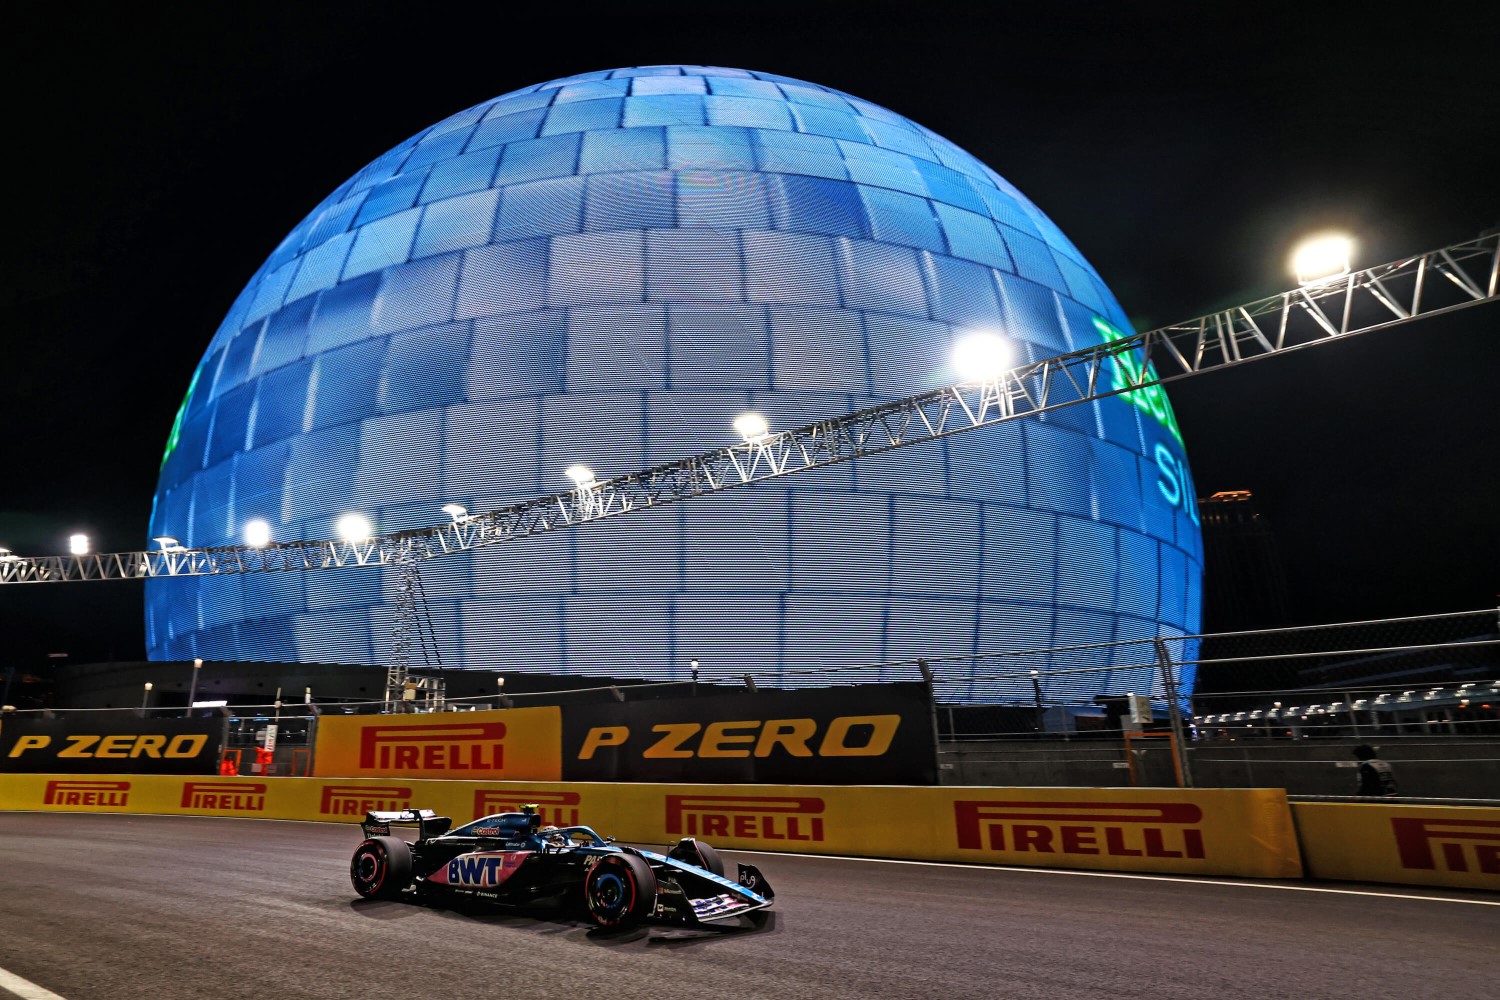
[350,836,413,900]
[693,841,726,878]
[585,854,657,929]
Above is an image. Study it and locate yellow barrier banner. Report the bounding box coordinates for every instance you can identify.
[0,774,1300,880]
[312,708,562,780]
[595,784,1303,879]
[1292,802,1500,891]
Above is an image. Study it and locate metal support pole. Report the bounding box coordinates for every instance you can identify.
[1030,670,1044,735]
[918,658,942,785]
[186,657,203,715]
[1153,638,1194,787]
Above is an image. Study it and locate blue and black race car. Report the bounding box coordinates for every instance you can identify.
[350,804,774,929]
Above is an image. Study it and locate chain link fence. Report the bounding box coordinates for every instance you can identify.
[4,608,1496,795]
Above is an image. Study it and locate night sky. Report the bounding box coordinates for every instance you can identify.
[3,2,1497,666]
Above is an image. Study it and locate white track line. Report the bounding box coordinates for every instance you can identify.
[0,966,68,1000]
[727,848,1500,907]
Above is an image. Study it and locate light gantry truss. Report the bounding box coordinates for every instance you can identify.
[2,231,1496,589]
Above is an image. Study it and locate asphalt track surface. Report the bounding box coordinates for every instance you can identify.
[0,814,1495,1000]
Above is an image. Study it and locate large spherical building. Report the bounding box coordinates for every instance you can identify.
[147,65,1203,699]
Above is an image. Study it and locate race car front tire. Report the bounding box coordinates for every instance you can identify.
[692,841,726,877]
[585,854,657,929]
[351,836,413,900]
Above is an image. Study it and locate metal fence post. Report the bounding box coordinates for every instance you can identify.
[1153,638,1194,788]
[919,658,942,785]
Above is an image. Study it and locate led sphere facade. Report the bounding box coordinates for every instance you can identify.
[147,66,1203,699]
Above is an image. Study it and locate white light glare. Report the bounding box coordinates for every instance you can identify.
[952,331,1014,381]
[335,513,374,544]
[441,503,469,522]
[152,536,180,550]
[68,534,90,556]
[733,411,770,441]
[243,519,272,548]
[565,464,596,487]
[1291,233,1353,285]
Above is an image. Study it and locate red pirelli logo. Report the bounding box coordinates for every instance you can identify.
[955,800,1206,859]
[180,781,268,812]
[1392,817,1500,875]
[358,722,507,771]
[44,780,131,807]
[320,784,414,816]
[473,789,580,827]
[666,795,825,842]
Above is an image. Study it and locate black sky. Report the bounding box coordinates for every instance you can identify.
[2,1,1497,665]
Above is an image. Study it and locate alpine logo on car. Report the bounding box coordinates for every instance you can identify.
[1391,817,1500,874]
[954,800,1206,859]
[180,781,267,811]
[358,722,506,771]
[473,789,580,827]
[321,784,414,816]
[428,851,532,888]
[43,779,130,807]
[666,794,825,841]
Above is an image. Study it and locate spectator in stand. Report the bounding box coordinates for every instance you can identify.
[1353,744,1398,796]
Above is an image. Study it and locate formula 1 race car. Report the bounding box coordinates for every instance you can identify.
[350,805,774,929]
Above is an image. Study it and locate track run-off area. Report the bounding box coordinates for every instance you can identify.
[1,813,1494,1000]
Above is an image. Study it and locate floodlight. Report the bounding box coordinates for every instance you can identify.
[952,331,1013,381]
[152,536,180,550]
[565,464,596,487]
[242,519,272,548]
[733,411,769,441]
[441,503,469,522]
[68,534,90,556]
[335,513,373,543]
[1291,233,1353,285]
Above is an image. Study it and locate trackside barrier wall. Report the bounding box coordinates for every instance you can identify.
[0,774,1300,879]
[1291,802,1500,891]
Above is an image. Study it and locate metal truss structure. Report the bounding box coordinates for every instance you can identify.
[3,232,1496,705]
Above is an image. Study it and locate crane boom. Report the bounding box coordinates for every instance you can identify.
[2,231,1495,588]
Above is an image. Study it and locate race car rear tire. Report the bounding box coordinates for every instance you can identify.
[693,841,726,878]
[351,836,412,900]
[585,854,657,929]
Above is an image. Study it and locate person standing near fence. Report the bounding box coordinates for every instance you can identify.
[1353,744,1398,796]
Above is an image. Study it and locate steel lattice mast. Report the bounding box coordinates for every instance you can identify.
[2,233,1496,708]
[2,232,1495,588]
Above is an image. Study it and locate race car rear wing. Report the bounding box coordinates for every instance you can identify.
[361,808,452,840]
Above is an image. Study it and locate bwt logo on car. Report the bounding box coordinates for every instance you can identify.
[43,780,131,807]
[473,789,580,826]
[1392,817,1500,874]
[320,785,414,816]
[180,781,267,811]
[357,721,507,771]
[954,800,1206,859]
[434,852,529,887]
[666,795,825,841]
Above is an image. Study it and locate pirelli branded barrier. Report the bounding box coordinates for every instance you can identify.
[1292,802,1500,892]
[313,708,563,781]
[0,775,1301,879]
[562,684,936,785]
[312,685,936,785]
[0,717,222,775]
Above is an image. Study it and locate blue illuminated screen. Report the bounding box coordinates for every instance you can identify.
[148,65,1204,702]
